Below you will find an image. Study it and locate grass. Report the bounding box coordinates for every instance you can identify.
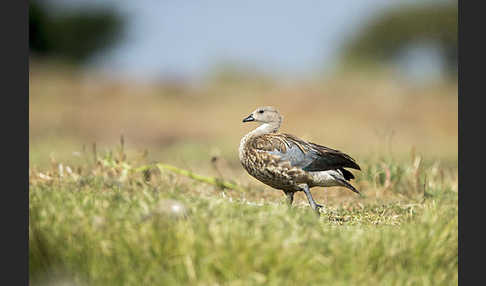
[29,142,458,286]
[29,67,457,285]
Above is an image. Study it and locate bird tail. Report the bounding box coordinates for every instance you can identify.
[331,173,360,194]
[339,168,355,180]
[340,179,360,194]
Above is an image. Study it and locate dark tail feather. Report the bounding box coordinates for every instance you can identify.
[339,168,355,180]
[331,173,360,194]
[340,179,360,194]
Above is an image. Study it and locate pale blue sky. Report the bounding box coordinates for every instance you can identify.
[49,0,447,81]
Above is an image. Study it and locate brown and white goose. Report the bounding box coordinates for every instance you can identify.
[239,106,361,214]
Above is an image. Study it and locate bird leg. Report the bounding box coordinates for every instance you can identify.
[284,191,294,206]
[301,184,323,215]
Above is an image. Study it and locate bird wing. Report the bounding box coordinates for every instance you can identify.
[249,133,360,172]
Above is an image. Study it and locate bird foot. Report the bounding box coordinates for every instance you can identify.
[313,204,327,216]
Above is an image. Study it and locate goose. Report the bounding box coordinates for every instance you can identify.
[239,106,361,214]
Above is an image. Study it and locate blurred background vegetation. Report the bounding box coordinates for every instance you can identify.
[342,1,457,78]
[29,0,124,64]
[29,0,457,169]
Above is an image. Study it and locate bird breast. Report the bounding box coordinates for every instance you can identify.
[239,136,309,190]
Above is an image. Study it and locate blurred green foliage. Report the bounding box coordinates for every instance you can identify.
[343,1,457,76]
[29,0,124,64]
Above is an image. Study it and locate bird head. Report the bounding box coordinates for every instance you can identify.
[242,106,283,125]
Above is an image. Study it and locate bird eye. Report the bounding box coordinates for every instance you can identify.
[258,110,264,114]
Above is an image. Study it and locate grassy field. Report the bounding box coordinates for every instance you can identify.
[29,67,457,285]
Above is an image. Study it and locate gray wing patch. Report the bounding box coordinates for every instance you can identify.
[267,140,359,172]
[267,142,316,169]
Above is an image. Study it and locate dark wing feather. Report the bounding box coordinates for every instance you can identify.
[302,139,361,171]
[250,133,360,172]
[339,168,355,180]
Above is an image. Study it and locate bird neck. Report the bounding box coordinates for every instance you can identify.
[251,122,280,136]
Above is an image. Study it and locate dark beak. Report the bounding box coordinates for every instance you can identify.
[242,114,255,122]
